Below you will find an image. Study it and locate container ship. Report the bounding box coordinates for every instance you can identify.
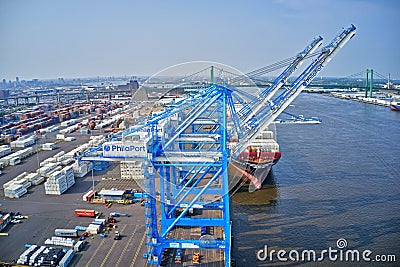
[228,128,281,193]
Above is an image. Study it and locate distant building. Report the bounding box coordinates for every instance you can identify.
[0,89,10,98]
[57,77,65,84]
[117,78,139,90]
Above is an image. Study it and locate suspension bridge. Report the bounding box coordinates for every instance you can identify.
[1,62,398,107]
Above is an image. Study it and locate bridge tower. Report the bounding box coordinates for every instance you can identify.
[365,69,373,98]
[387,72,392,89]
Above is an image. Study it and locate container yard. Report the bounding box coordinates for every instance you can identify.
[0,152,148,267]
[0,99,150,266]
[0,102,125,146]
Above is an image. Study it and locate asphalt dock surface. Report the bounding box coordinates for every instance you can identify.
[0,131,148,267]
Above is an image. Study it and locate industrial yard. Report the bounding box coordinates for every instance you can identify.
[1,183,148,266]
[0,115,224,266]
[0,101,150,266]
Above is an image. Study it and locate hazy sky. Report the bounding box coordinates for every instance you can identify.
[0,0,399,80]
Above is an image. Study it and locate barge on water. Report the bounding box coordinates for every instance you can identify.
[390,101,400,111]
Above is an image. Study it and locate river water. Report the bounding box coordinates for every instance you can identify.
[231,93,400,266]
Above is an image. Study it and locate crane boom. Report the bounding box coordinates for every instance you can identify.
[239,36,323,123]
[232,24,356,157]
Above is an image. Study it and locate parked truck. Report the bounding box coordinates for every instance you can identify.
[114,231,121,240]
[74,209,99,218]
[110,212,130,217]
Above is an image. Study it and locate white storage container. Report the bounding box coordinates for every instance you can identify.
[42,143,55,151]
[56,134,65,140]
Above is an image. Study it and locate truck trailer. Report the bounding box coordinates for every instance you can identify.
[74,209,98,218]
[55,229,78,237]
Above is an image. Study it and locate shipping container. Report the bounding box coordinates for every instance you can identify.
[82,190,95,202]
[42,143,55,150]
[55,229,78,237]
[74,209,98,217]
[9,157,21,166]
[73,241,85,252]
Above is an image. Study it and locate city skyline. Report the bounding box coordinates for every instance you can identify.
[1,0,399,80]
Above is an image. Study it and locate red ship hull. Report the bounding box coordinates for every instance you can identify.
[229,151,281,193]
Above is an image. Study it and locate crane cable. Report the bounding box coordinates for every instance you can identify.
[228,50,323,83]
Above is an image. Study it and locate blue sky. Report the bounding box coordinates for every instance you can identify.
[0,0,399,80]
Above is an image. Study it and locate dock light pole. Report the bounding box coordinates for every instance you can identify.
[91,168,95,193]
[211,65,214,85]
[36,136,42,176]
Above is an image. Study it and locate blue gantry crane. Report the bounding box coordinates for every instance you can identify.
[232,24,356,157]
[238,35,323,122]
[142,83,235,266]
[79,24,356,266]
